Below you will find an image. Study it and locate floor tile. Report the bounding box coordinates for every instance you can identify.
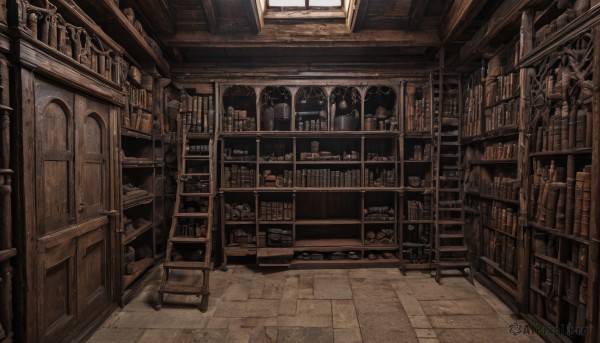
[332,300,359,328]
[278,300,332,328]
[314,277,353,300]
[419,298,496,316]
[88,266,543,343]
[277,327,333,343]
[333,328,362,343]
[86,328,145,343]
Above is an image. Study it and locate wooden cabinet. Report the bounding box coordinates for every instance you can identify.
[32,78,116,343]
[10,1,125,341]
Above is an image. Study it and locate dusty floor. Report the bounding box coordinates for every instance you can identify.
[87,266,543,343]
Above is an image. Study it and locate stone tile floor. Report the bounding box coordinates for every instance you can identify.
[88,266,544,343]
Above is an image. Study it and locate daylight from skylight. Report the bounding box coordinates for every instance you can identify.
[270,0,342,7]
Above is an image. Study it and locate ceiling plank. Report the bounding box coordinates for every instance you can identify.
[160,23,439,48]
[126,0,175,34]
[349,0,369,32]
[243,0,263,34]
[407,0,430,31]
[459,0,542,66]
[200,0,219,34]
[440,0,487,43]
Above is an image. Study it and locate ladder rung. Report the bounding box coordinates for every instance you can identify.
[175,213,209,218]
[171,236,208,244]
[438,208,462,212]
[439,200,462,205]
[180,193,211,197]
[182,173,210,177]
[439,233,465,239]
[437,260,470,268]
[438,220,464,225]
[184,156,211,160]
[158,284,205,295]
[164,261,210,270]
[438,246,468,253]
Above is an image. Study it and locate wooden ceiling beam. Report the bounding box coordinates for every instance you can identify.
[243,0,263,34]
[349,0,369,32]
[160,24,439,48]
[126,0,175,34]
[407,0,430,31]
[459,0,542,66]
[200,0,219,34]
[440,0,487,43]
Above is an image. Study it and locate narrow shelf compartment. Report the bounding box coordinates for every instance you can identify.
[121,127,153,140]
[482,224,516,239]
[529,148,592,157]
[533,253,588,277]
[123,220,153,245]
[480,256,517,284]
[469,159,518,165]
[123,194,154,210]
[122,257,154,289]
[530,222,590,245]
[294,238,363,250]
[295,219,361,225]
[479,193,519,206]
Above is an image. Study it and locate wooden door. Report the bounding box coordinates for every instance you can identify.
[34,79,114,342]
[74,95,112,329]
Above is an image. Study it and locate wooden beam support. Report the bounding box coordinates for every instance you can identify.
[349,0,369,32]
[439,0,487,43]
[407,0,430,31]
[128,0,175,34]
[200,0,219,34]
[459,0,542,66]
[160,24,439,48]
[243,0,263,34]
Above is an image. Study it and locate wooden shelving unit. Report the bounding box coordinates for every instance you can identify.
[460,3,600,342]
[399,77,435,272]
[523,7,595,339]
[119,66,159,303]
[218,83,404,268]
[462,40,523,300]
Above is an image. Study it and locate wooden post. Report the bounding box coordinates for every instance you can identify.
[586,23,600,343]
[517,8,533,312]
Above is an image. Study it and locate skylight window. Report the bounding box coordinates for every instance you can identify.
[269,0,342,9]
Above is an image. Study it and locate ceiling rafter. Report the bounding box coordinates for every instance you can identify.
[349,0,369,32]
[406,0,430,30]
[440,0,487,43]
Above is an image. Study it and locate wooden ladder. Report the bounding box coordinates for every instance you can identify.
[157,130,214,312]
[433,77,473,284]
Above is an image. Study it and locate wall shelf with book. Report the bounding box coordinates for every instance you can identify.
[217,82,404,268]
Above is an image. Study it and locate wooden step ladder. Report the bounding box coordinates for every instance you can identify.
[433,76,473,284]
[157,130,214,312]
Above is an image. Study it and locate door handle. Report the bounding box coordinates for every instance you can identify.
[78,202,85,212]
[102,210,119,217]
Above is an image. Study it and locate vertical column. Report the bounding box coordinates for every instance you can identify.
[0,54,13,341]
[586,17,600,343]
[517,9,533,312]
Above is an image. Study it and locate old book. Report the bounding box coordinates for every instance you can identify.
[555,183,566,232]
[581,169,591,239]
[573,172,584,237]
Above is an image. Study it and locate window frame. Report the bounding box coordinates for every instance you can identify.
[268,0,343,11]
